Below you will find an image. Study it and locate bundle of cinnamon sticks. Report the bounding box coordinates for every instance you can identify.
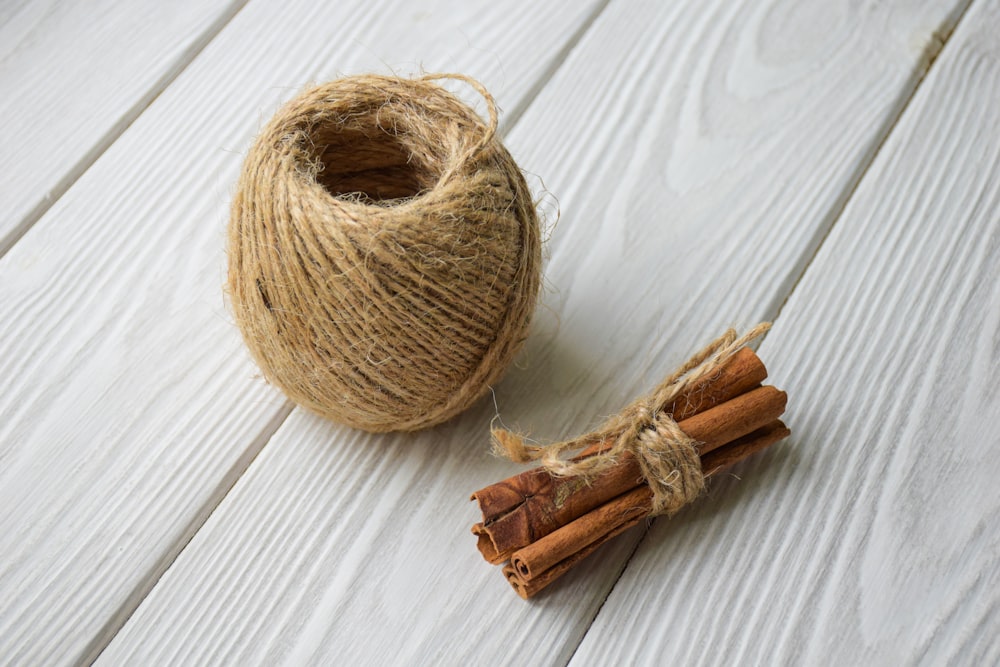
[470,346,789,599]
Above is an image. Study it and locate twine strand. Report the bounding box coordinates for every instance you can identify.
[419,73,498,156]
[492,323,771,516]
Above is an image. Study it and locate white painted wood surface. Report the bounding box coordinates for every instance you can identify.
[94,0,981,665]
[3,0,998,664]
[0,0,245,255]
[572,1,1000,664]
[0,1,607,663]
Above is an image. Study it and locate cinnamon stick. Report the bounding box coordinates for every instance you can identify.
[701,419,790,475]
[473,381,786,563]
[472,348,767,561]
[474,347,765,510]
[511,486,651,582]
[503,420,789,599]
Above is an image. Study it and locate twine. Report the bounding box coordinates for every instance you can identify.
[493,323,771,516]
[229,74,541,432]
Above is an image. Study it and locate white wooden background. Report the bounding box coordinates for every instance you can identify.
[1,0,998,664]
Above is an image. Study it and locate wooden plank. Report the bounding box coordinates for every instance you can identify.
[571,1,1000,664]
[0,1,607,664]
[0,0,246,256]
[98,0,971,663]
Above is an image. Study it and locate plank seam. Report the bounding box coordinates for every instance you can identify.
[502,0,614,131]
[87,401,294,665]
[562,521,653,667]
[762,0,976,329]
[0,0,255,260]
[570,0,978,659]
[87,1,616,659]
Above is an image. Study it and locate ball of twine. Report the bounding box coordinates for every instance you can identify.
[228,73,541,432]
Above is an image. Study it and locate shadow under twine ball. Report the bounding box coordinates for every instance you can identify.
[228,74,541,432]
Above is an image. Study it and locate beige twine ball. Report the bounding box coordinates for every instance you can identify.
[228,74,541,432]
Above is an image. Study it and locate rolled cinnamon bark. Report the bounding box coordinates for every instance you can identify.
[503,420,790,599]
[503,507,644,601]
[701,420,790,474]
[473,378,785,564]
[511,486,651,582]
[472,348,768,563]
[474,348,765,508]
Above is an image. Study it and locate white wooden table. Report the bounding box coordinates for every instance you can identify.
[3,1,999,664]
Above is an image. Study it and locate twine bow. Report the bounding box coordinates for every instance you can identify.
[492,323,771,516]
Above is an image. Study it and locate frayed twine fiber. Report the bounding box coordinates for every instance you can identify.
[493,323,771,516]
[228,74,541,432]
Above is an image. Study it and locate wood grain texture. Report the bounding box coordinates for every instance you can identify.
[0,1,607,663]
[99,0,970,664]
[572,1,1000,664]
[0,0,246,256]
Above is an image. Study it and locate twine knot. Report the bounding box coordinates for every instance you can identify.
[492,323,771,516]
[634,409,703,515]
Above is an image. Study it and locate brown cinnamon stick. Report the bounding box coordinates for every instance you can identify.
[701,419,790,475]
[503,420,790,599]
[472,348,767,562]
[474,348,765,507]
[511,486,651,582]
[474,380,786,564]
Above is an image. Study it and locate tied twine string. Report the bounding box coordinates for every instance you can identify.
[492,323,772,516]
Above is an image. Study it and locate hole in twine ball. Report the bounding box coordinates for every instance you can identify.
[228,74,542,432]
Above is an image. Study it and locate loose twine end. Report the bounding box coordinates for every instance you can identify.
[420,72,498,158]
[492,323,772,516]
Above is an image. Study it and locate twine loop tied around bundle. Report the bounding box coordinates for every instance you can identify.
[492,323,771,516]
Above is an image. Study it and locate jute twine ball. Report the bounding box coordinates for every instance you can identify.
[228,74,541,432]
